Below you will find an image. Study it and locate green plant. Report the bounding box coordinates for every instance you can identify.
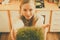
[16,27,44,40]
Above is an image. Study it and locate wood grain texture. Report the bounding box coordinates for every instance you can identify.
[47,32,60,40]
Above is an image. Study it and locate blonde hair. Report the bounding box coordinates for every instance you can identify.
[19,0,37,26]
[20,0,35,8]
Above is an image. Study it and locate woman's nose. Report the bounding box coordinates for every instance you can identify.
[26,11,31,16]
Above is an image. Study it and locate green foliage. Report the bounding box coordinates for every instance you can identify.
[16,27,44,40]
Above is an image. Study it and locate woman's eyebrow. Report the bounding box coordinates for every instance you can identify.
[24,9,27,11]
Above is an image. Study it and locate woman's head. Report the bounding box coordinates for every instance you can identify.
[20,0,35,20]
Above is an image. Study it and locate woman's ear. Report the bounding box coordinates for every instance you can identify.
[19,7,22,16]
[19,10,22,16]
[35,10,37,13]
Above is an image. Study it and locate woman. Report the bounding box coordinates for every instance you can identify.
[11,0,50,40]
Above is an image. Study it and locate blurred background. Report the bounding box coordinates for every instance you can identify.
[0,0,60,40]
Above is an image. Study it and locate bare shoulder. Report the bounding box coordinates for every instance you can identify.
[12,19,24,32]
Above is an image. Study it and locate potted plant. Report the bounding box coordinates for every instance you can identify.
[16,27,44,40]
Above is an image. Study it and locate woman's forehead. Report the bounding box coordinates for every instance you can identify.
[21,3,35,9]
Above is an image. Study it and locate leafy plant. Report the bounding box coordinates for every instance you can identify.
[16,27,44,40]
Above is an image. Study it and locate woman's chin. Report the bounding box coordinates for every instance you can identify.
[25,17,31,20]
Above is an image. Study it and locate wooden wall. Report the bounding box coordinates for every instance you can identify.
[0,32,10,40]
[47,32,60,40]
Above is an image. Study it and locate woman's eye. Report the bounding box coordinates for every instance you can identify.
[30,9,32,11]
[24,9,27,11]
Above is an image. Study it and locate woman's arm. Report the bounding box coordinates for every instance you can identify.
[10,29,16,40]
[35,15,50,28]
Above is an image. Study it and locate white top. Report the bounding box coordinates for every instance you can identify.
[12,14,44,32]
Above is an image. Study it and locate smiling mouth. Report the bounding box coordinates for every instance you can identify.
[26,16,31,17]
[25,15,33,18]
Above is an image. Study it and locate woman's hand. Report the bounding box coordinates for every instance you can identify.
[41,24,50,29]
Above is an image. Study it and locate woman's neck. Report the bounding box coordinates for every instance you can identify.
[21,16,34,26]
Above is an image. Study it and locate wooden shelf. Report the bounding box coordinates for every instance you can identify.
[0,1,60,10]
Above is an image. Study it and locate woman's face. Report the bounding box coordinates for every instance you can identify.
[20,3,35,20]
